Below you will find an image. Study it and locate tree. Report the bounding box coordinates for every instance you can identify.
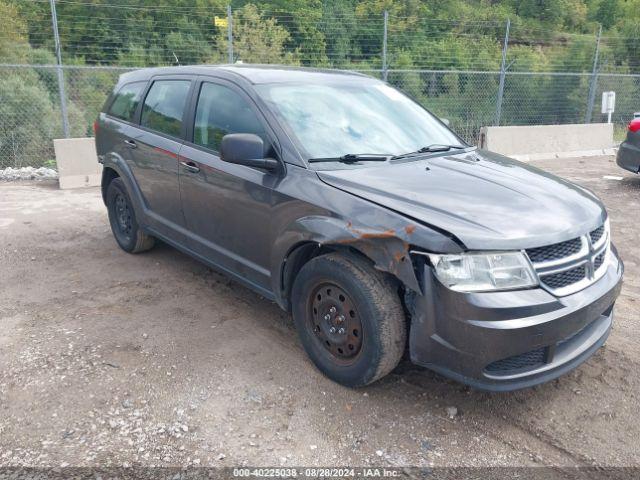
[0,75,58,167]
[215,4,297,64]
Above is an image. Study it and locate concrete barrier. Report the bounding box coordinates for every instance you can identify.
[53,137,101,189]
[478,123,615,161]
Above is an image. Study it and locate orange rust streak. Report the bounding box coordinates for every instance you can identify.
[153,147,179,159]
[356,230,396,239]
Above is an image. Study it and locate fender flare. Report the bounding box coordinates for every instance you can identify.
[271,216,422,308]
[101,154,148,223]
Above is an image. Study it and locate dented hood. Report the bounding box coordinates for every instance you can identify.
[317,149,606,251]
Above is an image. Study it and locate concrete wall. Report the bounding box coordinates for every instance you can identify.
[478,123,615,161]
[53,137,101,189]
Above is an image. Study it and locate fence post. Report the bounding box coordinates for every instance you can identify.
[227,5,234,63]
[49,0,70,138]
[585,24,602,124]
[495,18,510,126]
[382,11,388,82]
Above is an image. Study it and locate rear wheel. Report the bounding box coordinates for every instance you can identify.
[106,177,154,253]
[291,252,406,387]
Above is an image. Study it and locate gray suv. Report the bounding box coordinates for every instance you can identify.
[95,65,623,391]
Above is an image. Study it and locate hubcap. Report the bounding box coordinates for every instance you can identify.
[309,283,363,362]
[114,193,132,237]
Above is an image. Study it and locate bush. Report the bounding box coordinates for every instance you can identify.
[0,73,59,167]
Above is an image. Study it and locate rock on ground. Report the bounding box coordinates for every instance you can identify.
[0,166,58,181]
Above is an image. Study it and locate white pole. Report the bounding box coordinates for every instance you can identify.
[49,0,70,138]
[227,5,233,63]
[382,11,388,82]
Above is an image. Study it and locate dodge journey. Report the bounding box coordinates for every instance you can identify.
[95,65,623,391]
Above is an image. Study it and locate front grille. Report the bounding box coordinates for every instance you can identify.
[526,237,582,263]
[485,347,546,374]
[525,222,610,296]
[590,225,605,244]
[542,265,586,289]
[486,318,601,376]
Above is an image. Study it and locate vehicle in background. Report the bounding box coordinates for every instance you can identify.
[94,65,623,391]
[617,118,640,174]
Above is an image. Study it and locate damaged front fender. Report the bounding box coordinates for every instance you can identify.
[335,222,420,293]
[272,215,463,303]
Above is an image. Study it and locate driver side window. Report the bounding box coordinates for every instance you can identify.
[194,82,267,153]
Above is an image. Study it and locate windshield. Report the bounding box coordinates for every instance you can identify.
[255,81,465,161]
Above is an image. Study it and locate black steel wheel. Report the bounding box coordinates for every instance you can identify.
[292,252,406,387]
[114,192,133,241]
[309,282,363,364]
[106,177,155,253]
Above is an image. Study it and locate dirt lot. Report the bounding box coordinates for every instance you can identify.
[0,155,638,470]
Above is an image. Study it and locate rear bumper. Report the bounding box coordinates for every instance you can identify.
[408,246,623,392]
[616,141,640,173]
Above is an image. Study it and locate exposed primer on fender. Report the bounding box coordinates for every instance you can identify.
[331,222,421,293]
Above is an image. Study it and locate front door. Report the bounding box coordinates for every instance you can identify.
[178,79,279,292]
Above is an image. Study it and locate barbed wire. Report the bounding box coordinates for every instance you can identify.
[5,2,640,74]
[1,3,639,169]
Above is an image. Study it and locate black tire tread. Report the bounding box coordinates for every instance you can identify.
[131,227,155,253]
[294,252,406,386]
[107,177,155,254]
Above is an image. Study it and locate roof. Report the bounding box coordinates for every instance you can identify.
[118,64,377,85]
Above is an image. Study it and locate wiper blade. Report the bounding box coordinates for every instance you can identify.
[308,153,391,164]
[391,144,466,160]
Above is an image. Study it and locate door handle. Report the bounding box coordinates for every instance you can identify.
[124,139,137,148]
[180,160,200,174]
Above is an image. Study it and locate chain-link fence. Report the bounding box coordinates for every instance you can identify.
[0,64,131,168]
[3,64,637,168]
[1,2,639,168]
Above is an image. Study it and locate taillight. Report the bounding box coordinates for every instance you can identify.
[629,118,640,133]
[93,120,99,136]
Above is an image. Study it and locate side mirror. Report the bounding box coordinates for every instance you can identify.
[220,133,279,171]
[440,118,451,126]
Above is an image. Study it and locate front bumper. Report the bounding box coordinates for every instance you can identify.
[408,246,623,391]
[616,140,640,174]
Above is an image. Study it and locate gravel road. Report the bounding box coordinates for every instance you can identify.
[0,155,638,470]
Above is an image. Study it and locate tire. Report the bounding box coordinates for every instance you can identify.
[106,177,155,253]
[291,252,406,387]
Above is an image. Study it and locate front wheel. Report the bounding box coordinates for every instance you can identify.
[291,252,406,387]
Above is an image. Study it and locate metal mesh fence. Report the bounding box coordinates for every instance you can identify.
[1,2,640,168]
[2,65,639,168]
[0,65,131,168]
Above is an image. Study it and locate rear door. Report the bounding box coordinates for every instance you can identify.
[128,76,193,240]
[178,78,280,292]
[98,80,147,180]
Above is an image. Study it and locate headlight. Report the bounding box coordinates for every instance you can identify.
[427,251,538,292]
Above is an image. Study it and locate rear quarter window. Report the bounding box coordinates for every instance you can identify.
[107,81,146,122]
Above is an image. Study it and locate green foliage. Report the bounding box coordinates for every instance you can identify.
[215,4,298,64]
[1,0,640,164]
[0,73,58,167]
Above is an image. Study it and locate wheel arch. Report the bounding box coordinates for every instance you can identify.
[100,156,147,223]
[101,166,120,204]
[273,216,422,311]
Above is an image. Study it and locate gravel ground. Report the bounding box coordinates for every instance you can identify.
[0,155,638,470]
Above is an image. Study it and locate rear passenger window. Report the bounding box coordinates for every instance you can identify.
[140,80,191,137]
[107,82,146,122]
[194,83,266,152]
